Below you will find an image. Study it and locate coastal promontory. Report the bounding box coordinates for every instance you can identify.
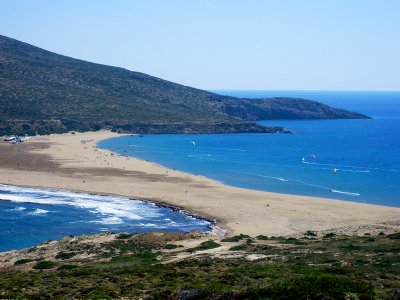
[0,35,368,136]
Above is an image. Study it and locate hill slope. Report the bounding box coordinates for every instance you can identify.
[0,35,368,135]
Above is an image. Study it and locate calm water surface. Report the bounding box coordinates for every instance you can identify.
[99,91,400,207]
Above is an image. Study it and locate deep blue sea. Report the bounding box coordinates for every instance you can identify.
[99,91,400,207]
[0,185,210,251]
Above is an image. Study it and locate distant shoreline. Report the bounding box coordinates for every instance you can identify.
[0,131,399,237]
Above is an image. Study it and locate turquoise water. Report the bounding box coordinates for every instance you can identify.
[0,185,211,251]
[99,91,400,207]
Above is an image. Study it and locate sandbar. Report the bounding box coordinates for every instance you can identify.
[0,131,399,237]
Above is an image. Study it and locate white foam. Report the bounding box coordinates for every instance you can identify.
[330,189,360,197]
[187,154,212,158]
[138,223,166,228]
[296,181,360,196]
[0,185,159,221]
[7,206,26,212]
[242,172,288,182]
[30,209,49,215]
[0,184,211,230]
[337,169,370,173]
[91,216,124,225]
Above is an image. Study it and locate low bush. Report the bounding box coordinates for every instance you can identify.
[186,240,221,253]
[33,260,57,270]
[387,233,400,240]
[14,259,34,265]
[221,234,250,242]
[55,252,76,260]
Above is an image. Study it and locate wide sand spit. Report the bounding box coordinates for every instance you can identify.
[0,131,399,237]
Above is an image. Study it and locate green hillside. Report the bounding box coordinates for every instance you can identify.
[0,35,368,135]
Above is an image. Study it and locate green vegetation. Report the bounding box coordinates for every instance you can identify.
[14,258,34,265]
[323,232,336,238]
[388,232,400,239]
[229,244,248,251]
[33,260,57,270]
[221,234,251,242]
[116,232,132,239]
[186,240,221,253]
[55,251,76,260]
[57,264,78,270]
[163,244,180,249]
[1,233,399,299]
[110,251,159,265]
[0,34,368,136]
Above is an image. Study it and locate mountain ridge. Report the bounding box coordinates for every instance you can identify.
[0,34,369,135]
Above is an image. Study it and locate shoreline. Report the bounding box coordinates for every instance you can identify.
[0,183,219,253]
[96,138,399,207]
[0,130,399,237]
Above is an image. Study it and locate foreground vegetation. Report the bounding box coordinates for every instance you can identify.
[0,231,399,299]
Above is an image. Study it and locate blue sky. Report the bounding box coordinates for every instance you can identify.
[1,0,399,90]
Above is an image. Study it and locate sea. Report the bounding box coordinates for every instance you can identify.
[1,90,399,252]
[0,185,210,252]
[98,91,400,207]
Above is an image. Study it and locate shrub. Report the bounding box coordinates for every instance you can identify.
[197,240,221,250]
[116,233,132,239]
[163,244,179,249]
[33,260,57,269]
[14,259,34,265]
[246,238,254,244]
[58,264,78,270]
[324,232,336,238]
[304,230,317,237]
[221,234,250,242]
[387,233,400,239]
[55,251,76,260]
[186,240,221,253]
[229,244,248,251]
[261,275,373,300]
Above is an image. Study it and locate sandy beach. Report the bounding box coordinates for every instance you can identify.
[0,130,399,237]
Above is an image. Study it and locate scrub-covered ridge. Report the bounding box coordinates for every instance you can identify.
[0,35,368,136]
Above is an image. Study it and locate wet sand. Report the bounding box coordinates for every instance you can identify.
[0,131,399,237]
